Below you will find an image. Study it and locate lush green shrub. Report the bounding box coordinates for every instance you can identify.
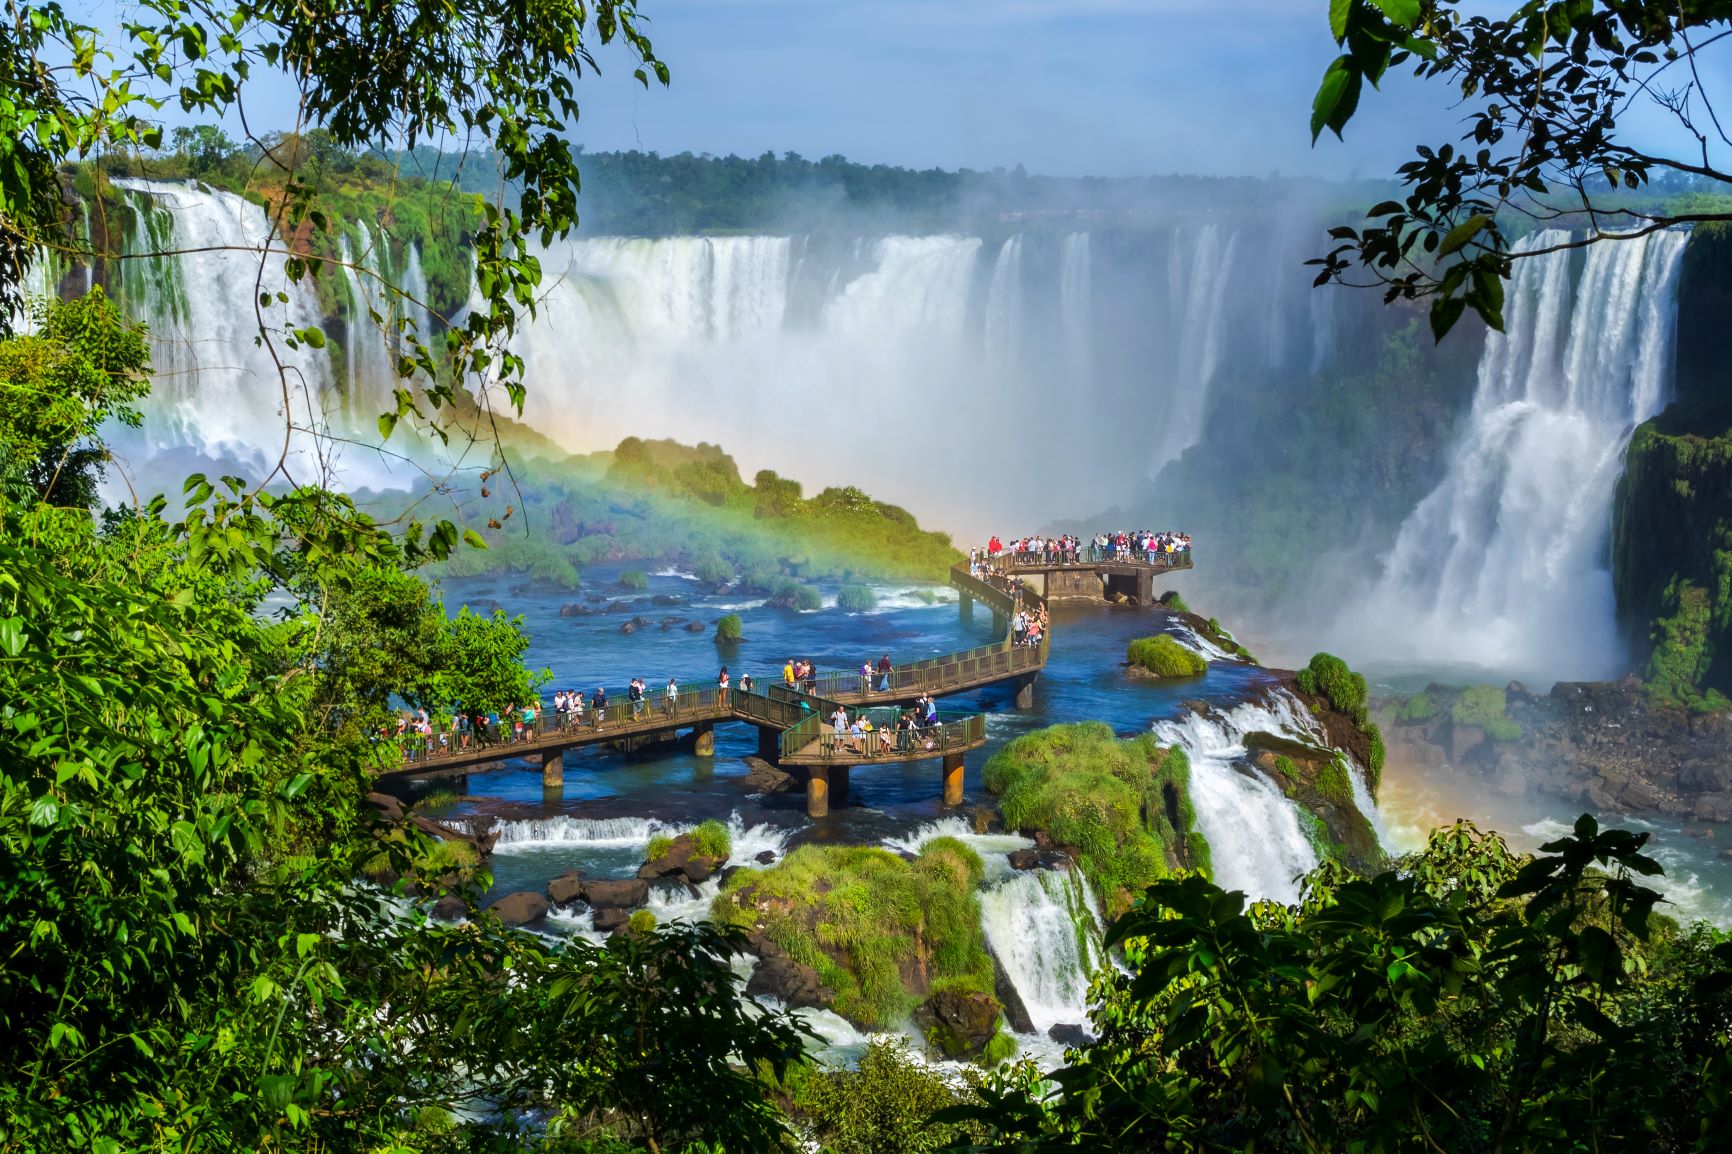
[689,819,731,861]
[1159,591,1191,614]
[1451,684,1522,741]
[619,570,649,591]
[412,788,461,812]
[1398,692,1437,722]
[1127,635,1208,678]
[627,909,658,934]
[712,842,994,1029]
[782,1036,987,1152]
[793,584,823,612]
[980,1027,1018,1067]
[692,554,734,584]
[838,584,878,612]
[1295,652,1369,723]
[714,614,743,642]
[983,722,1199,914]
[645,834,674,862]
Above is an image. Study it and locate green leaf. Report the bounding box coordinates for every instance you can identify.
[1438,213,1492,256]
[1430,296,1467,342]
[1330,0,1353,41]
[1371,0,1420,28]
[462,529,489,550]
[1312,56,1356,142]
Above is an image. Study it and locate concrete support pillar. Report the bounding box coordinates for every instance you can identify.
[541,749,565,789]
[1137,570,1154,606]
[960,593,973,623]
[806,764,831,818]
[693,721,715,757]
[941,753,965,806]
[1015,676,1036,710]
[757,725,781,762]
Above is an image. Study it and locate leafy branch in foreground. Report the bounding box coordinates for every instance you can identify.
[1310,1,1732,339]
[939,816,1732,1152]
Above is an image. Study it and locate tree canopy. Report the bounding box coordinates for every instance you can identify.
[1312,0,1732,339]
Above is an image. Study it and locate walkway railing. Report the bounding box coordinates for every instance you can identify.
[993,549,1193,569]
[779,708,985,763]
[393,558,1043,770]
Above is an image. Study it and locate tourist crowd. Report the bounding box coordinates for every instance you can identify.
[972,531,1192,567]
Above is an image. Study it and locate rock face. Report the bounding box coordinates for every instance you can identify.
[546,870,585,906]
[915,990,1002,1059]
[1047,1023,1093,1048]
[592,908,632,933]
[744,933,833,1009]
[1008,847,1071,871]
[489,891,550,926]
[1241,721,1381,874]
[741,756,795,794]
[1379,679,1732,821]
[580,878,650,909]
[637,833,726,885]
[430,895,468,921]
[684,621,706,633]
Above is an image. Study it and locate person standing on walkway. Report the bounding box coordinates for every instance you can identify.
[593,687,607,727]
[877,653,893,692]
[629,678,645,720]
[717,666,731,709]
[740,671,755,694]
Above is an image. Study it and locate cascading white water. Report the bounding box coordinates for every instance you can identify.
[1152,695,1331,905]
[97,179,415,491]
[1156,223,1241,474]
[978,865,1105,1033]
[1357,229,1688,681]
[1060,231,1092,388]
[983,235,1024,371]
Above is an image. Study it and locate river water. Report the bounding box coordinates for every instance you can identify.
[413,563,1732,1061]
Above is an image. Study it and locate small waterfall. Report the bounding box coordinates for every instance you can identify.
[982,235,1024,370]
[1156,224,1240,475]
[487,814,677,850]
[1359,229,1688,680]
[1060,232,1093,388]
[978,865,1105,1033]
[1152,696,1325,905]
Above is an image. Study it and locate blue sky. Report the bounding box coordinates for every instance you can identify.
[559,0,1466,177]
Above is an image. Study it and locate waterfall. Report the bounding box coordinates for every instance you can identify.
[1358,229,1688,681]
[983,235,1024,370]
[1152,696,1329,906]
[978,865,1105,1033]
[100,179,408,490]
[1156,223,1240,475]
[1060,232,1092,387]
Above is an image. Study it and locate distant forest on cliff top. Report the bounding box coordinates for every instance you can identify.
[114,126,1732,236]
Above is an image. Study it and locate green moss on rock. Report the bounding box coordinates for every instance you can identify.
[837,584,878,612]
[1127,635,1208,679]
[712,841,997,1031]
[1451,684,1523,741]
[983,722,1202,916]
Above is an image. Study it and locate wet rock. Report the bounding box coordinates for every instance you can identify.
[754,850,778,865]
[1008,847,1070,871]
[547,869,585,906]
[915,990,1003,1059]
[745,933,833,1010]
[579,878,649,909]
[489,891,550,926]
[968,806,1004,834]
[593,907,632,933]
[684,621,706,633]
[1047,1023,1093,1048]
[741,756,795,794]
[620,620,639,635]
[606,601,636,615]
[986,938,1034,1035]
[430,894,468,921]
[637,833,725,885]
[587,593,607,603]
[559,602,593,617]
[652,594,684,606]
[660,615,683,628]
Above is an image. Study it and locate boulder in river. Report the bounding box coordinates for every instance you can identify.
[580,878,649,909]
[546,869,585,906]
[592,907,632,933]
[915,990,1003,1059]
[754,850,778,865]
[741,756,795,794]
[744,933,833,1010]
[559,602,593,617]
[489,891,550,926]
[620,620,639,635]
[430,895,468,921]
[606,601,636,615]
[1047,1023,1093,1048]
[684,621,706,632]
[1008,847,1070,871]
[651,594,684,606]
[637,832,726,885]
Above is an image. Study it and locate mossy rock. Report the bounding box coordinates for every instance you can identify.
[715,613,744,642]
[619,570,650,591]
[1127,635,1208,679]
[837,584,878,612]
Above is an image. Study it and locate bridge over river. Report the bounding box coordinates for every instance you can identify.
[389,551,1190,817]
